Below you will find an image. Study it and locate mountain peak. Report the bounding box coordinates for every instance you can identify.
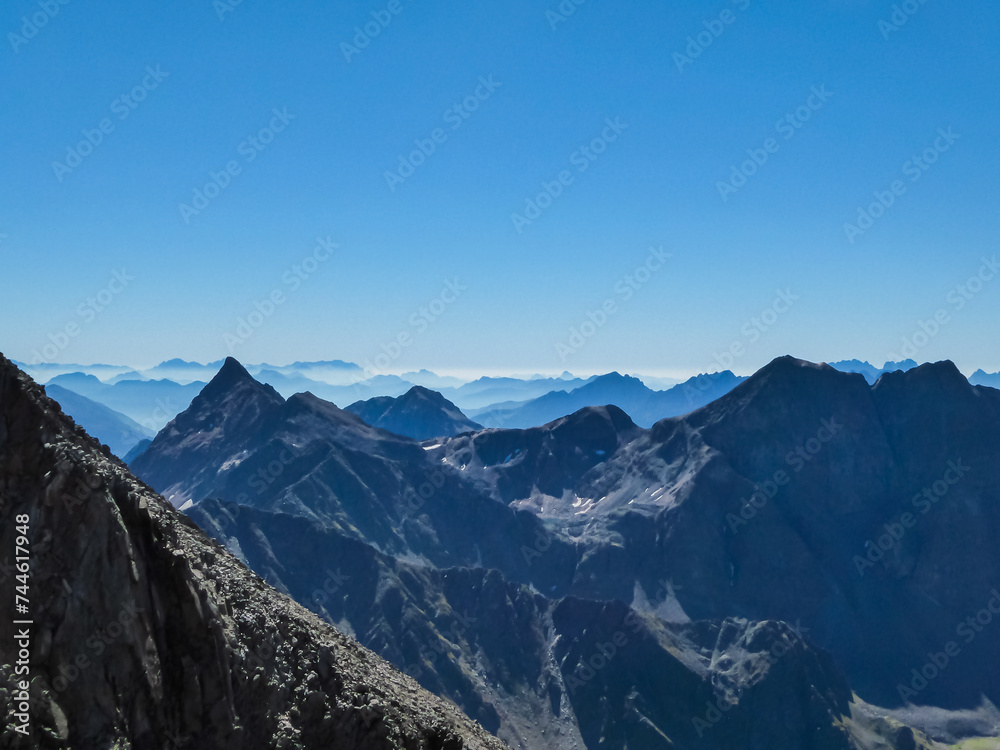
[218,355,253,382]
[742,355,841,386]
[198,357,275,403]
[346,385,481,440]
[401,384,442,401]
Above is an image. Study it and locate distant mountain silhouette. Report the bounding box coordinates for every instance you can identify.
[473,370,746,428]
[44,383,153,457]
[347,386,482,440]
[970,368,1000,388]
[439,375,593,411]
[46,372,204,430]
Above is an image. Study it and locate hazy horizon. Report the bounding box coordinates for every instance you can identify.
[2,2,998,376]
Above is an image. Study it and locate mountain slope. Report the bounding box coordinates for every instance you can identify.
[46,373,205,430]
[43,383,154,457]
[346,386,482,440]
[187,497,885,750]
[0,352,507,749]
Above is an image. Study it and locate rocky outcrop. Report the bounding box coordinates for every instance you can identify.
[0,353,507,750]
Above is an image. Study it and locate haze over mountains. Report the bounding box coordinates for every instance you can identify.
[112,354,1000,748]
[24,356,955,454]
[42,384,154,458]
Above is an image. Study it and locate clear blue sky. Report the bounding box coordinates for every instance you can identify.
[2,0,998,377]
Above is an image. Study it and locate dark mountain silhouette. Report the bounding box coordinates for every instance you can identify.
[0,353,507,750]
[347,386,482,440]
[44,383,154,457]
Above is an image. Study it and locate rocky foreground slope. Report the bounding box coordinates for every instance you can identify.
[0,353,507,749]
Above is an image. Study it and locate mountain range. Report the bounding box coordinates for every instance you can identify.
[471,371,746,428]
[121,355,1000,749]
[21,357,939,439]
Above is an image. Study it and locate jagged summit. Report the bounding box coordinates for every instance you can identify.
[873,358,969,390]
[197,356,276,403]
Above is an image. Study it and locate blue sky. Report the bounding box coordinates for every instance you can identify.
[1,0,998,378]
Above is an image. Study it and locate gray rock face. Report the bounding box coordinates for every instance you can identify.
[187,498,872,750]
[0,353,507,750]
